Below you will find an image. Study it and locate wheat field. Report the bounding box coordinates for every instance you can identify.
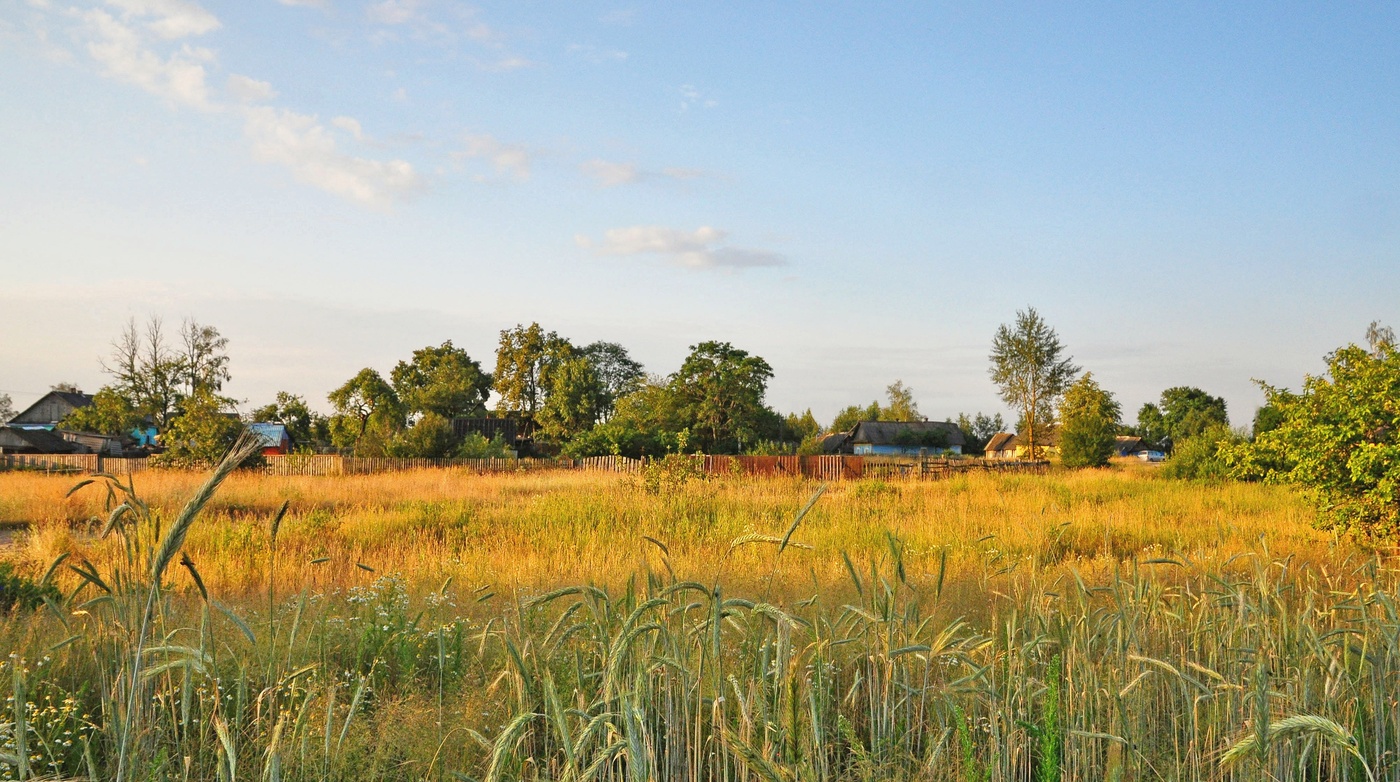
[0,461,1394,780]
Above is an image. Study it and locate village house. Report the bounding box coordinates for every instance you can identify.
[248,423,291,455]
[7,390,94,428]
[983,430,1060,460]
[845,420,966,456]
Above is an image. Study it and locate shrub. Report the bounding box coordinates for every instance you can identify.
[0,562,60,612]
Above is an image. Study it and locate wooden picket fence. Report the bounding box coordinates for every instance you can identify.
[3,451,1049,481]
[0,454,150,475]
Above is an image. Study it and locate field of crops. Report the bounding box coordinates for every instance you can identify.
[0,454,1396,781]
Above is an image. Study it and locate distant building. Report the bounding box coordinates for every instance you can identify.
[452,417,536,449]
[983,430,1060,460]
[247,423,291,455]
[0,427,77,454]
[8,391,93,428]
[816,431,851,454]
[984,432,1018,460]
[846,420,965,457]
[1114,436,1146,457]
[60,430,124,456]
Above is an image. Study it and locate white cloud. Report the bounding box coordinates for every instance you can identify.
[477,56,533,72]
[679,84,717,111]
[455,134,531,181]
[276,0,328,7]
[242,107,423,207]
[580,159,637,186]
[104,0,220,39]
[366,0,419,25]
[331,115,364,140]
[578,226,786,270]
[83,8,215,109]
[566,43,627,63]
[227,73,275,103]
[579,159,710,188]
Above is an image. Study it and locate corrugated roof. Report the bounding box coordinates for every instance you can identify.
[847,420,966,447]
[247,423,289,447]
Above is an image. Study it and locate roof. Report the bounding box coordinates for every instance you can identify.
[9,390,94,425]
[247,423,290,447]
[1114,435,1146,453]
[846,420,966,447]
[985,432,1017,453]
[816,432,850,453]
[0,426,78,453]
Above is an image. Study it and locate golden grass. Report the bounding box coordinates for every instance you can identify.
[0,464,1348,609]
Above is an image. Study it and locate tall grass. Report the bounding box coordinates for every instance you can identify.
[0,464,1395,779]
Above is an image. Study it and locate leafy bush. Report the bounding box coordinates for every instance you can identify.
[0,562,60,612]
[1161,425,1241,480]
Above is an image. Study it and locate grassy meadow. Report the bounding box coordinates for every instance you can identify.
[0,460,1397,780]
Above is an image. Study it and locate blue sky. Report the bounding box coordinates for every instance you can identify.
[3,1,1398,427]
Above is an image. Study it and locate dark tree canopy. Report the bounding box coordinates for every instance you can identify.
[493,323,570,418]
[390,341,492,420]
[669,341,775,453]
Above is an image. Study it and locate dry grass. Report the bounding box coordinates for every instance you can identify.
[1,464,1342,606]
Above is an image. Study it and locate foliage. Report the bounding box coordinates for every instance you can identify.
[989,308,1079,459]
[1135,402,1169,446]
[882,380,920,421]
[956,412,1006,455]
[669,341,777,453]
[0,393,12,424]
[250,391,330,451]
[538,354,605,441]
[1058,373,1121,468]
[831,401,881,433]
[1161,424,1241,480]
[454,432,514,459]
[152,390,246,467]
[386,412,458,458]
[390,341,492,420]
[0,562,60,612]
[61,388,142,438]
[580,341,645,422]
[1158,386,1229,443]
[328,368,401,452]
[493,323,569,418]
[1224,333,1400,537]
[1251,403,1285,438]
[98,317,231,429]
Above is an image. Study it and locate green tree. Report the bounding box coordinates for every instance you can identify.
[581,341,644,422]
[0,393,11,423]
[387,412,458,458]
[1136,403,1169,446]
[1158,386,1229,443]
[1224,330,1400,537]
[327,368,401,451]
[390,341,492,419]
[955,412,1006,455]
[62,388,143,437]
[538,355,605,441]
[669,341,776,453]
[157,390,244,467]
[494,323,569,418]
[831,401,882,433]
[1058,373,1122,468]
[988,307,1080,459]
[102,317,187,427]
[250,392,329,451]
[562,376,681,458]
[881,380,921,421]
[179,319,231,398]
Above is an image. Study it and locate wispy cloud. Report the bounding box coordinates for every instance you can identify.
[243,107,423,207]
[454,133,531,181]
[577,226,786,270]
[33,0,423,208]
[81,7,215,110]
[679,84,717,111]
[227,73,275,102]
[579,159,709,188]
[276,0,329,8]
[566,43,627,63]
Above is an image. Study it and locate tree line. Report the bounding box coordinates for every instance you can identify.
[28,311,1400,538]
